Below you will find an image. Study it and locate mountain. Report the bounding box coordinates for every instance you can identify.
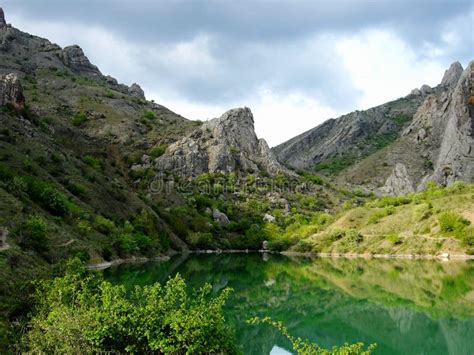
[273,61,474,195]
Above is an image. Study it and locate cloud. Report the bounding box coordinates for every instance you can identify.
[4,0,473,146]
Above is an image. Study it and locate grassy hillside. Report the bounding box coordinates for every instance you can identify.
[264,182,474,256]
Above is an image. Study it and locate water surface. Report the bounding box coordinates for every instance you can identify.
[104,254,474,354]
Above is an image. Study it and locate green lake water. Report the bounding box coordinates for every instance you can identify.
[104,254,474,355]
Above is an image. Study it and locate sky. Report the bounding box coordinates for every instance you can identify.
[3,0,473,146]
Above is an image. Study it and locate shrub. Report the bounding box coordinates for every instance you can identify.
[72,112,88,126]
[149,144,168,158]
[438,211,470,236]
[143,111,156,120]
[186,232,214,248]
[345,229,363,244]
[25,260,237,354]
[248,317,375,354]
[386,233,402,245]
[94,216,116,235]
[19,215,48,251]
[83,155,102,170]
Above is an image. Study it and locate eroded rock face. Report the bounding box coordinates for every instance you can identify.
[382,163,414,195]
[155,107,291,177]
[129,83,145,100]
[429,61,474,185]
[441,61,464,87]
[0,73,24,109]
[0,8,6,27]
[60,45,101,75]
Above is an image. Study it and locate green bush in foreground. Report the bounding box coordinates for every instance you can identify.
[248,317,375,354]
[25,259,238,354]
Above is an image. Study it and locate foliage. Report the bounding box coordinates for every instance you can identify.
[18,215,48,251]
[313,155,356,175]
[149,144,169,158]
[94,215,116,235]
[247,317,376,354]
[72,112,88,126]
[143,111,156,120]
[25,259,238,354]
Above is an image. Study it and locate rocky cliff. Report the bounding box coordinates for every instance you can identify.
[155,107,291,177]
[274,60,473,194]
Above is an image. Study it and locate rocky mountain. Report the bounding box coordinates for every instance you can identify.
[274,60,473,195]
[155,107,291,177]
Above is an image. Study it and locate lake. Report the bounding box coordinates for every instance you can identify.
[104,254,474,355]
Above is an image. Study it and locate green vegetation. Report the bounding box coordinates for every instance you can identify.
[72,112,88,126]
[25,259,238,353]
[313,155,356,174]
[248,317,375,354]
[149,144,169,158]
[143,110,156,120]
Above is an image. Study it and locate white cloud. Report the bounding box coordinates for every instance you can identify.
[335,29,446,109]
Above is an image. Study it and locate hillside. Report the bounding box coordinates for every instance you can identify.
[273,61,474,195]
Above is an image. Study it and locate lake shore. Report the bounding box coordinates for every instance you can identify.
[88,249,474,269]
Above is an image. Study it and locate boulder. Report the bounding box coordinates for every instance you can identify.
[420,85,433,95]
[410,88,421,96]
[0,73,25,110]
[263,214,276,223]
[212,208,230,226]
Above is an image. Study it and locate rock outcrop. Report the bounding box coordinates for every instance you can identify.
[441,62,464,87]
[0,8,6,27]
[60,45,101,75]
[382,163,414,195]
[129,83,145,100]
[0,73,24,109]
[155,107,291,177]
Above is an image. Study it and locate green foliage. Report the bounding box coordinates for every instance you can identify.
[18,215,48,251]
[438,211,471,237]
[391,114,411,126]
[72,112,88,126]
[149,144,168,158]
[94,215,116,235]
[143,111,156,120]
[247,317,375,354]
[313,155,356,174]
[25,260,238,354]
[23,176,78,216]
[83,155,102,170]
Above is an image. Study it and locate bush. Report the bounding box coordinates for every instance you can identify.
[149,144,168,158]
[345,229,363,244]
[25,260,238,354]
[386,233,402,245]
[83,155,102,170]
[143,111,156,120]
[186,232,214,248]
[94,216,116,235]
[19,215,48,251]
[438,211,470,236]
[72,112,88,126]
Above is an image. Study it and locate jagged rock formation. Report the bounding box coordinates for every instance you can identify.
[382,163,414,195]
[441,61,464,87]
[0,8,5,27]
[156,107,291,177]
[0,73,24,109]
[129,83,145,99]
[59,45,101,76]
[273,95,424,171]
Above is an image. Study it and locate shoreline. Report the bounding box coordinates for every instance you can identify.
[87,249,474,269]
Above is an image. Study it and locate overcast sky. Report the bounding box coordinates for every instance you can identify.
[4,0,473,146]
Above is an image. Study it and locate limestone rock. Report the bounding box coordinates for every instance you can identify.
[382,163,414,195]
[155,107,292,177]
[263,214,276,223]
[410,88,421,96]
[212,208,230,226]
[0,73,24,109]
[60,45,101,75]
[429,61,474,185]
[441,61,463,87]
[0,8,6,27]
[420,85,433,95]
[129,83,145,100]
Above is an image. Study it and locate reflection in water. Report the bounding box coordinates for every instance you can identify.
[104,255,474,355]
